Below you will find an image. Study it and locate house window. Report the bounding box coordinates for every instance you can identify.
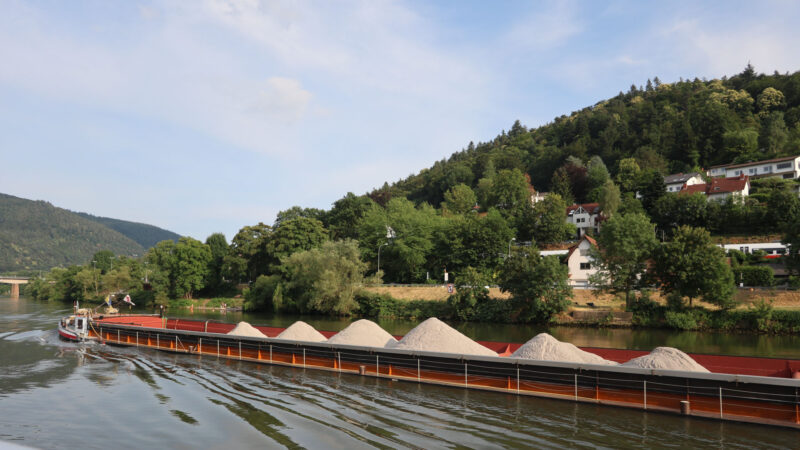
[733,170,741,176]
[763,166,772,173]
[748,168,756,174]
[777,162,792,170]
[579,262,591,270]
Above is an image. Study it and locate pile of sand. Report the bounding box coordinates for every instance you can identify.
[621,347,710,373]
[227,321,267,338]
[327,319,398,347]
[388,318,497,357]
[511,333,617,365]
[276,321,327,342]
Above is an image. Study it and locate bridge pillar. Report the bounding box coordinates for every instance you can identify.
[10,283,19,299]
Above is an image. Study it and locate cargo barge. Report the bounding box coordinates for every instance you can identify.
[67,314,800,429]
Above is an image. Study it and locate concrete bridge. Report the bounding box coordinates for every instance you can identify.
[0,277,29,299]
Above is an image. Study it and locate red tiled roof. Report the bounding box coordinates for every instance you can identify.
[566,235,597,259]
[566,202,600,214]
[680,174,749,195]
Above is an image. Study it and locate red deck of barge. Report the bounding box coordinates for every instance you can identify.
[96,315,800,379]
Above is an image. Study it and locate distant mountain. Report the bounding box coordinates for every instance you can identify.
[76,212,181,249]
[0,193,180,272]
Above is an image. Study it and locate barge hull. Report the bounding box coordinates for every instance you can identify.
[89,318,800,430]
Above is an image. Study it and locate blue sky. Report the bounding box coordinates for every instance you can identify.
[1,0,799,241]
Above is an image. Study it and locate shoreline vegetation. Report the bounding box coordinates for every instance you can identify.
[152,285,800,335]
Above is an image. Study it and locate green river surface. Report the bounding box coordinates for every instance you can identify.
[2,296,799,449]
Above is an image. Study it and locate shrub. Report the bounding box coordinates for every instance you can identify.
[733,266,774,286]
[749,298,774,331]
[665,311,698,330]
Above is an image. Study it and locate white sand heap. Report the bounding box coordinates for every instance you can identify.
[621,347,709,373]
[327,319,398,347]
[276,321,327,342]
[387,318,497,357]
[511,333,618,365]
[227,321,267,338]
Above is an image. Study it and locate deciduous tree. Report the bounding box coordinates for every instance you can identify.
[499,247,572,323]
[653,226,734,308]
[589,213,658,308]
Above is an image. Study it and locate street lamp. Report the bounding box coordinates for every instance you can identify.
[377,226,396,274]
[507,238,516,258]
[377,242,389,273]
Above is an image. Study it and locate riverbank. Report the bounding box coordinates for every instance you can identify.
[358,285,800,333]
[165,297,244,311]
[363,285,800,310]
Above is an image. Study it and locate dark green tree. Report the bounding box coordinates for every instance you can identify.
[550,166,574,205]
[274,206,327,227]
[357,198,440,282]
[442,183,478,215]
[598,179,621,218]
[499,248,572,323]
[279,240,367,315]
[524,193,575,243]
[91,250,115,274]
[448,266,489,321]
[653,226,735,308]
[637,169,666,213]
[223,223,272,283]
[267,217,329,268]
[589,213,658,308]
[615,158,641,193]
[172,237,212,299]
[326,193,375,240]
[204,233,229,294]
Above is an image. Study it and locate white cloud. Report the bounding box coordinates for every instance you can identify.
[248,77,312,122]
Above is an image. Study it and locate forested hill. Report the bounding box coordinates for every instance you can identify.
[76,212,180,249]
[376,66,800,207]
[0,193,174,272]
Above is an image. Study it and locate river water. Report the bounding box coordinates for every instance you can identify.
[2,297,799,449]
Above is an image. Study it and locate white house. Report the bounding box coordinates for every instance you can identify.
[663,172,705,193]
[566,203,601,238]
[566,235,597,288]
[531,191,549,205]
[707,155,800,180]
[680,174,750,201]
